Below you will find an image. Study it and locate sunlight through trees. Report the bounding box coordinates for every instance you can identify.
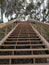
[0,0,49,22]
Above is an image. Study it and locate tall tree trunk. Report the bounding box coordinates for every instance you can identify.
[1,0,3,23]
[1,9,3,22]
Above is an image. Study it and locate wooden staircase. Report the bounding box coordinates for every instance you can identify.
[0,22,49,65]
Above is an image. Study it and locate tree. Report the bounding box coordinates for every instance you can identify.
[0,0,49,22]
[0,0,7,22]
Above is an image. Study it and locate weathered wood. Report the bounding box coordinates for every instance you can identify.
[0,21,49,64]
[2,44,46,46]
[0,19,16,29]
[0,48,49,51]
[1,63,49,65]
[0,55,49,59]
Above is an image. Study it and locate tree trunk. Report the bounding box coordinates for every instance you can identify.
[1,9,3,22]
[1,1,3,23]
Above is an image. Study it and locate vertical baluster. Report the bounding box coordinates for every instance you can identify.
[33,58,35,64]
[40,24,43,35]
[5,26,7,36]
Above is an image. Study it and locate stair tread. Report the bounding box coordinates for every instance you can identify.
[0,22,49,64]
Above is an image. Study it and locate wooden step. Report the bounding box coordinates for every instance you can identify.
[0,22,49,64]
[1,63,49,65]
[9,36,39,38]
[0,55,49,59]
[2,44,46,46]
[0,49,49,55]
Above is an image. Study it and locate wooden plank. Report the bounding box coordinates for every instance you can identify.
[7,38,40,39]
[2,44,46,46]
[0,22,49,65]
[0,55,49,59]
[0,48,49,51]
[0,63,49,65]
[4,41,42,42]
[0,19,16,29]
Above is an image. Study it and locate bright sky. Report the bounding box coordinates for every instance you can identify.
[3,14,8,23]
[33,0,36,3]
[26,0,30,3]
[3,13,16,23]
[44,0,47,7]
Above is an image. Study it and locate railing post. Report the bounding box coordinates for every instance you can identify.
[40,24,43,35]
[12,23,14,29]
[5,26,7,36]
[33,58,35,64]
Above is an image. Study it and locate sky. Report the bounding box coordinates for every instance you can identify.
[1,13,16,23]
[27,0,31,3]
[3,14,8,23]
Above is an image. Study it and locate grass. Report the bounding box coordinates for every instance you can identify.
[32,23,49,42]
[0,23,12,41]
[0,23,4,26]
[0,23,6,40]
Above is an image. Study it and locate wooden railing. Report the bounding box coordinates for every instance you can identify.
[30,20,49,42]
[0,19,17,41]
